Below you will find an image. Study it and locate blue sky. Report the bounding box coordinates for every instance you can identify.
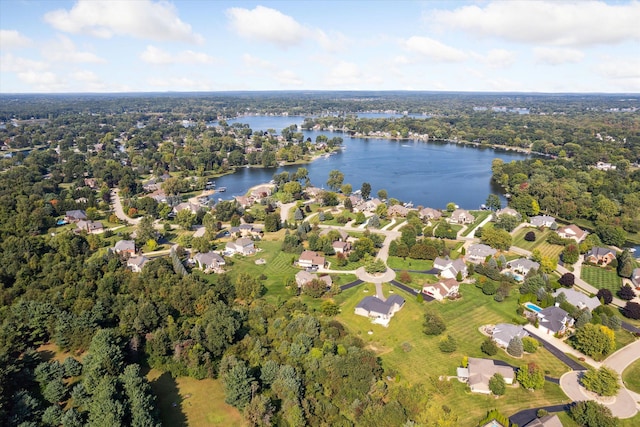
[1,0,639,93]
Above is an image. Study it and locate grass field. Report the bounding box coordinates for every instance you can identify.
[512,228,564,260]
[387,256,435,271]
[334,283,570,425]
[580,265,622,292]
[622,358,640,394]
[147,369,245,427]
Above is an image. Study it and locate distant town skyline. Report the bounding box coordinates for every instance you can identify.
[1,0,639,93]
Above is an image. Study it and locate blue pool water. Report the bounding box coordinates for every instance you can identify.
[524,302,543,313]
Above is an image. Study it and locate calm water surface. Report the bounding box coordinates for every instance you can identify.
[213,116,529,210]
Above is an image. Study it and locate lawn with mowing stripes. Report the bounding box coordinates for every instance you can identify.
[334,283,570,425]
[512,228,551,251]
[580,265,622,292]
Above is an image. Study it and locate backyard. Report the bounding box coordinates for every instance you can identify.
[334,282,571,425]
[580,265,623,292]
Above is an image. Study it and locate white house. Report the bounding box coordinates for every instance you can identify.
[193,251,225,272]
[225,238,255,256]
[492,323,528,348]
[422,278,459,301]
[467,244,497,262]
[529,215,556,228]
[354,295,405,327]
[556,224,587,243]
[295,270,332,288]
[537,306,573,335]
[553,289,600,312]
[448,209,474,224]
[433,257,468,279]
[459,358,515,394]
[297,250,326,269]
[114,240,136,256]
[127,255,149,273]
[506,258,540,275]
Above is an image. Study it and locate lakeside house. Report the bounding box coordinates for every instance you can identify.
[387,204,410,217]
[297,250,326,269]
[419,207,442,221]
[585,247,617,266]
[172,202,202,215]
[224,238,256,256]
[467,244,497,263]
[458,357,515,394]
[422,278,459,301]
[354,295,405,327]
[556,224,587,243]
[536,306,573,335]
[494,207,520,219]
[433,256,468,279]
[448,209,474,224]
[114,240,136,256]
[553,288,600,312]
[529,215,556,228]
[491,323,528,348]
[193,251,225,273]
[127,255,149,273]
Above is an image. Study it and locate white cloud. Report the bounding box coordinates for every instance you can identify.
[403,36,467,62]
[324,61,364,87]
[148,76,212,90]
[71,70,107,91]
[226,6,306,47]
[0,53,48,73]
[140,45,214,65]
[242,54,274,70]
[431,1,640,46]
[481,49,516,69]
[17,71,65,91]
[534,47,585,65]
[44,0,203,43]
[42,35,105,63]
[276,70,303,86]
[596,58,640,80]
[0,30,32,49]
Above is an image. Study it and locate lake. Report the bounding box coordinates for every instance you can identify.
[212,116,529,210]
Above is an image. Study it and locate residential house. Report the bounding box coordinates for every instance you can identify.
[585,247,617,266]
[419,207,442,221]
[632,268,640,288]
[319,227,349,241]
[387,205,410,217]
[234,196,253,209]
[250,185,273,202]
[127,255,149,273]
[595,161,616,171]
[75,220,104,234]
[524,414,563,427]
[65,209,87,222]
[448,209,474,224]
[537,306,573,335]
[304,187,324,198]
[332,241,351,254]
[84,178,98,189]
[363,198,383,212]
[492,323,528,348]
[147,189,167,204]
[506,258,540,275]
[422,278,459,301]
[529,215,556,228]
[229,224,263,238]
[458,358,515,394]
[295,270,332,288]
[225,238,256,256]
[556,224,587,243]
[495,207,520,218]
[172,202,202,215]
[114,240,135,256]
[354,295,405,327]
[553,289,600,312]
[297,251,326,269]
[467,244,497,263]
[193,251,225,272]
[433,256,468,280]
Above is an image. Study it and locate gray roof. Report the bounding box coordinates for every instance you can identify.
[586,246,616,258]
[524,414,563,427]
[356,295,405,317]
[127,255,149,268]
[553,289,600,311]
[492,323,528,347]
[507,258,540,272]
[114,240,135,252]
[538,306,570,333]
[633,268,640,286]
[195,251,224,267]
[468,244,497,258]
[530,215,555,227]
[66,209,87,219]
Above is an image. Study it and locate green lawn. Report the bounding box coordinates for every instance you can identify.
[334,283,570,425]
[387,256,435,271]
[512,228,551,251]
[147,369,245,427]
[580,265,622,292]
[461,210,492,237]
[623,358,640,394]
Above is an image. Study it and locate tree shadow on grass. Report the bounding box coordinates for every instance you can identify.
[150,371,188,427]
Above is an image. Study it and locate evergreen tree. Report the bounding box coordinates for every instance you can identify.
[507,336,523,357]
[223,361,254,410]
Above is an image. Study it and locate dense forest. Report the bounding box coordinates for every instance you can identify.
[1,92,639,426]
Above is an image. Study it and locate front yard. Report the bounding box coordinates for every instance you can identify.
[580,264,622,292]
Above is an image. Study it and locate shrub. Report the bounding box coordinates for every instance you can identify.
[489,373,506,395]
[581,367,620,396]
[570,401,617,427]
[524,231,536,241]
[517,362,545,390]
[438,335,457,353]
[622,301,640,320]
[558,272,575,287]
[617,284,636,301]
[507,336,524,357]
[481,338,498,356]
[482,281,498,295]
[522,337,539,353]
[423,308,446,336]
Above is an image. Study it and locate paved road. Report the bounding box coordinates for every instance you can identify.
[622,321,640,334]
[509,404,569,427]
[340,279,363,291]
[111,188,142,225]
[392,268,440,274]
[389,280,423,297]
[601,338,640,375]
[560,371,638,419]
[524,327,587,371]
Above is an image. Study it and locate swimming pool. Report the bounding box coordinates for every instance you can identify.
[524,302,543,313]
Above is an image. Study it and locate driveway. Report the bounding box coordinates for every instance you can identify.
[340,279,363,291]
[509,404,569,427]
[111,188,142,225]
[392,268,440,275]
[524,326,588,371]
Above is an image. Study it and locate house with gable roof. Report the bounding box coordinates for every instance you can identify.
[556,224,587,243]
[127,255,149,273]
[467,244,497,263]
[433,256,468,280]
[224,238,255,256]
[492,323,529,348]
[354,295,405,327]
[448,209,474,224]
[506,258,540,276]
[632,268,640,288]
[536,306,573,335]
[529,215,556,228]
[457,358,515,394]
[422,278,459,301]
[193,251,226,272]
[553,289,600,312]
[297,250,326,269]
[585,247,617,266]
[114,240,136,256]
[419,207,442,221]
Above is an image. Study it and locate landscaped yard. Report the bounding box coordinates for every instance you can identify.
[334,282,571,425]
[623,358,640,394]
[387,256,435,271]
[461,210,492,237]
[147,369,246,427]
[580,265,622,292]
